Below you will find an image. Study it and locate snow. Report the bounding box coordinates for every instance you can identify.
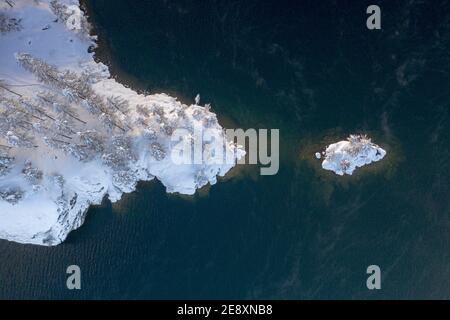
[319,134,386,176]
[64,5,83,32]
[0,0,244,246]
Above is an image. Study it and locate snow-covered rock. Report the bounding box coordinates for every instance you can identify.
[0,0,244,246]
[319,134,386,176]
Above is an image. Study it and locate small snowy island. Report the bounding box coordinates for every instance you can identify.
[318,134,386,176]
[0,0,244,245]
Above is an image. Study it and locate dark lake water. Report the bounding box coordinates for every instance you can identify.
[0,0,448,299]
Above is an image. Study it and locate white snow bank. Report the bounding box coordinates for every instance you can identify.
[319,134,386,176]
[0,0,244,246]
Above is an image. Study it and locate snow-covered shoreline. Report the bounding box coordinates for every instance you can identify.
[0,0,244,246]
[319,134,386,176]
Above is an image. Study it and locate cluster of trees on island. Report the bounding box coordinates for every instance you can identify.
[0,52,220,204]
